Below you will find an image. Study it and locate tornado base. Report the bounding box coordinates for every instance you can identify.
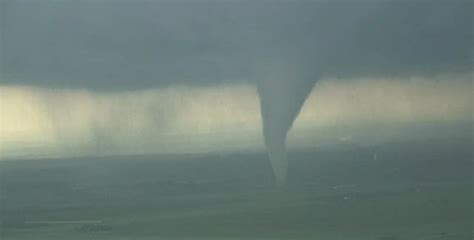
[268,147,288,188]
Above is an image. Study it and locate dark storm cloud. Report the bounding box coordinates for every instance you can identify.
[2,0,472,90]
[2,0,472,182]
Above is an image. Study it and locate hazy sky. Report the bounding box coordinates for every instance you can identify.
[1,0,472,159]
[1,75,471,159]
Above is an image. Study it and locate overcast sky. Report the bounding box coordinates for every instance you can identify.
[2,0,472,89]
[1,0,472,159]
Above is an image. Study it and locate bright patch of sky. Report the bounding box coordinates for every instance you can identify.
[0,75,472,160]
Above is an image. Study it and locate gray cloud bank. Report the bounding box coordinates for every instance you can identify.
[2,0,472,90]
[2,0,472,183]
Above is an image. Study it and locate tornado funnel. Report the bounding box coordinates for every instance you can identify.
[256,59,319,187]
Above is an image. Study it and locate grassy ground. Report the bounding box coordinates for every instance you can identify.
[1,136,472,239]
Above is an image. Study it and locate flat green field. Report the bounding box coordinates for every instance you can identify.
[1,137,472,239]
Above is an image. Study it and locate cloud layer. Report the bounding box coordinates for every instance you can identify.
[2,0,472,89]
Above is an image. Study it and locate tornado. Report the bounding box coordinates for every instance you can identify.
[256,57,319,187]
